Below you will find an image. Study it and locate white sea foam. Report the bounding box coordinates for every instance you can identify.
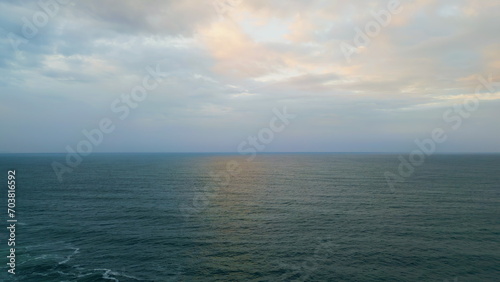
[102,269,120,281]
[94,268,142,281]
[58,247,80,265]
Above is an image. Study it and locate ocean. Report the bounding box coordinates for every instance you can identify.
[0,153,498,281]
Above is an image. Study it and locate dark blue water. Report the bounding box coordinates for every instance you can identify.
[0,153,498,281]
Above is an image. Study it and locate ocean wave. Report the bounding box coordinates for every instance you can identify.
[94,268,142,281]
[58,247,80,265]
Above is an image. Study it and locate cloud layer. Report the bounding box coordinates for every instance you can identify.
[1,0,499,153]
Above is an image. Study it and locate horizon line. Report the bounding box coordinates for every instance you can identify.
[1,151,499,155]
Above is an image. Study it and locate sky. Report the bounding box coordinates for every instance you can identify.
[0,0,499,153]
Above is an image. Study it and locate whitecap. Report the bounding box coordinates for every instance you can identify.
[93,268,142,281]
[58,247,80,265]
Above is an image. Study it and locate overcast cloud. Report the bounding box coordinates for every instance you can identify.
[1,0,499,153]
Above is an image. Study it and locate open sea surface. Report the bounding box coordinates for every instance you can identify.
[0,153,498,281]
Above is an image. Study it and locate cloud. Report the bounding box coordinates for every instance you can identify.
[0,0,499,152]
